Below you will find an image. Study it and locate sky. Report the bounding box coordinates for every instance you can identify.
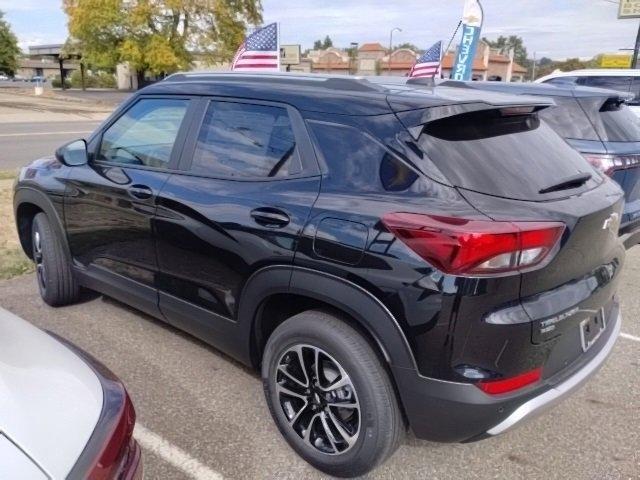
[1,0,639,60]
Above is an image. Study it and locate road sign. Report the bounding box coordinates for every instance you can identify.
[280,44,301,65]
[619,0,640,19]
[600,54,633,68]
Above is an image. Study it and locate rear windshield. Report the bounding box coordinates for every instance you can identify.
[417,109,600,201]
[578,98,640,142]
[538,97,599,141]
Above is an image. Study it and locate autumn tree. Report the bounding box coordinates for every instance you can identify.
[63,0,262,79]
[0,10,20,76]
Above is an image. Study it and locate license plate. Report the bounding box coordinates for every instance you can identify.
[580,308,607,352]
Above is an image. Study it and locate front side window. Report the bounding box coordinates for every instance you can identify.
[191,101,302,178]
[98,98,189,168]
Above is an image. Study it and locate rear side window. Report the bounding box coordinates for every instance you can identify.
[538,97,599,140]
[191,101,302,178]
[578,97,640,142]
[580,75,632,93]
[308,121,419,192]
[417,109,598,201]
[98,98,189,168]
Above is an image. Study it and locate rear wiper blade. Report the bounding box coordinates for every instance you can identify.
[538,172,592,194]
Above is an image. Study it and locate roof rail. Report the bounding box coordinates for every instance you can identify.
[163,71,385,92]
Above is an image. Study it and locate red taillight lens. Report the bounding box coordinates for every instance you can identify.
[477,367,543,395]
[583,153,640,177]
[89,392,136,480]
[381,213,564,275]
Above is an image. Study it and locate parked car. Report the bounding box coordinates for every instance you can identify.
[535,69,640,116]
[441,80,640,248]
[29,75,47,83]
[0,73,9,81]
[14,73,624,477]
[11,74,25,82]
[0,306,141,479]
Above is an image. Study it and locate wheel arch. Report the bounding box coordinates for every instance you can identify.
[238,265,417,372]
[14,187,69,260]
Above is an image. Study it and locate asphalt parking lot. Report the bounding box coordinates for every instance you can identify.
[0,249,638,479]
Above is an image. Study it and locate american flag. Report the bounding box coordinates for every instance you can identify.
[409,41,442,78]
[232,23,280,71]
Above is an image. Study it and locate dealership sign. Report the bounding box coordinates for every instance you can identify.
[619,0,640,19]
[600,54,633,68]
[452,0,484,81]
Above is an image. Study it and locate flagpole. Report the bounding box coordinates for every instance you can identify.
[277,22,281,72]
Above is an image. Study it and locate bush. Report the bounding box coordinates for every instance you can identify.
[65,70,117,89]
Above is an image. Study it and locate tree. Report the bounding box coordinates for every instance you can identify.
[63,0,262,79]
[312,35,333,50]
[482,35,528,66]
[394,43,423,54]
[0,11,20,76]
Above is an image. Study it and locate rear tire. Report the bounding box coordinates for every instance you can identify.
[262,310,404,477]
[32,213,79,306]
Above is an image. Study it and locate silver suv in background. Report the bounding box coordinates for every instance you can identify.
[536,69,640,116]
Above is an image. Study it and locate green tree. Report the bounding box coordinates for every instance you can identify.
[312,36,333,50]
[63,0,262,79]
[0,11,21,76]
[482,35,528,66]
[394,42,423,54]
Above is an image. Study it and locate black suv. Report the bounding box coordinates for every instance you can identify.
[14,73,624,477]
[442,80,640,247]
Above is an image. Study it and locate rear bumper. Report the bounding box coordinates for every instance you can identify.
[392,307,621,442]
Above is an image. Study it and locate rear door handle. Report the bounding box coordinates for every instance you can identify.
[128,184,153,200]
[250,207,290,228]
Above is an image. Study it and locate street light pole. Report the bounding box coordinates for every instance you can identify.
[388,27,402,74]
[532,51,536,81]
[350,42,359,75]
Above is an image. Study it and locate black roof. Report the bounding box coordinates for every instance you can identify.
[439,79,634,101]
[141,71,553,116]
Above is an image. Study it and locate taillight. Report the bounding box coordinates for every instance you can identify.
[88,391,136,480]
[583,153,640,177]
[477,367,542,395]
[381,213,564,275]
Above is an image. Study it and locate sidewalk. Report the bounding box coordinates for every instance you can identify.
[0,89,115,123]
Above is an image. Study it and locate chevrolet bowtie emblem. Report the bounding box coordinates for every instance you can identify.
[602,212,620,233]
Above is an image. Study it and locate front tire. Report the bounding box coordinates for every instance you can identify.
[32,212,79,306]
[262,310,404,477]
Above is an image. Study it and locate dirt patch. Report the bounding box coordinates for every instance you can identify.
[0,175,33,279]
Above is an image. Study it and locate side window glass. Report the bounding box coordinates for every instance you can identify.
[98,98,189,168]
[191,101,302,178]
[309,121,418,192]
[582,76,632,92]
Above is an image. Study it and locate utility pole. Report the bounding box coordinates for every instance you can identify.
[633,20,640,68]
[388,27,402,74]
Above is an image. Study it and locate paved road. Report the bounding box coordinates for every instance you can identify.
[0,249,638,479]
[0,121,103,170]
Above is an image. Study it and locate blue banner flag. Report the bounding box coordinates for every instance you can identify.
[452,0,484,81]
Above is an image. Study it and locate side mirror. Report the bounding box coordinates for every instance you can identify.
[55,139,88,167]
